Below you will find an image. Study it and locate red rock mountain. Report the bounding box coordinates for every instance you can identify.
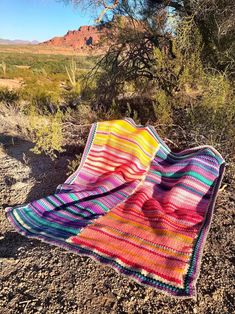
[41,24,110,52]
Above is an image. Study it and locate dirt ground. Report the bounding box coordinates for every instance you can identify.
[0,78,22,90]
[0,118,234,314]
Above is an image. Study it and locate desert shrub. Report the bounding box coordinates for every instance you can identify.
[0,88,19,105]
[91,14,234,153]
[18,15,231,159]
[32,67,48,77]
[81,74,98,102]
[201,72,233,110]
[153,90,172,126]
[62,90,82,108]
[0,52,95,73]
[29,108,64,159]
[76,55,98,69]
[70,103,97,125]
[172,21,234,149]
[32,92,58,113]
[186,76,235,147]
[21,77,62,114]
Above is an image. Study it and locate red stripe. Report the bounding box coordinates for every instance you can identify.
[84,161,145,181]
[89,149,144,172]
[86,155,146,176]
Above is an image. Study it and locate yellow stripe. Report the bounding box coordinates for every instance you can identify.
[97,121,158,151]
[93,135,154,166]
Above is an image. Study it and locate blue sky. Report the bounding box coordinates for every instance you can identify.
[0,0,97,42]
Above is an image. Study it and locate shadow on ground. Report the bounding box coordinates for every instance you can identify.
[0,231,38,259]
[0,133,84,259]
[0,133,84,204]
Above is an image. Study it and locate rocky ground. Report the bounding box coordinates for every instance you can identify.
[0,119,234,314]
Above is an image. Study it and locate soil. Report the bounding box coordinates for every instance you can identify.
[0,121,234,314]
[0,79,22,90]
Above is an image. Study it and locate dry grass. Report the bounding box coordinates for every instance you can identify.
[0,44,101,56]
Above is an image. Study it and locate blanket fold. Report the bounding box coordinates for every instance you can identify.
[6,119,225,298]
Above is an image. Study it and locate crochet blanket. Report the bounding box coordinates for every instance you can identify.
[6,119,225,298]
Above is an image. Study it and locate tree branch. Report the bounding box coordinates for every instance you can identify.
[95,0,122,23]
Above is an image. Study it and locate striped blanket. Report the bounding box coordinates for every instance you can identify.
[6,119,225,298]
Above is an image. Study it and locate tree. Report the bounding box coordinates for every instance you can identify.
[60,0,235,152]
[63,0,234,74]
[60,0,234,124]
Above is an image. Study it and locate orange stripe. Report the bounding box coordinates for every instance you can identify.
[84,161,145,181]
[93,223,189,260]
[77,229,184,275]
[108,212,193,243]
[86,155,146,176]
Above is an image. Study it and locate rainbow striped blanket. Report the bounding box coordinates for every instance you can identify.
[6,119,225,298]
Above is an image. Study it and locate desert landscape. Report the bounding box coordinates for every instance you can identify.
[0,47,234,313]
[0,0,235,313]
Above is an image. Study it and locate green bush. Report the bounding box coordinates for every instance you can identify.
[29,109,64,159]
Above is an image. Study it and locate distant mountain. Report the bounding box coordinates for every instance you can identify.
[0,38,39,45]
[40,24,110,52]
[40,17,139,53]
